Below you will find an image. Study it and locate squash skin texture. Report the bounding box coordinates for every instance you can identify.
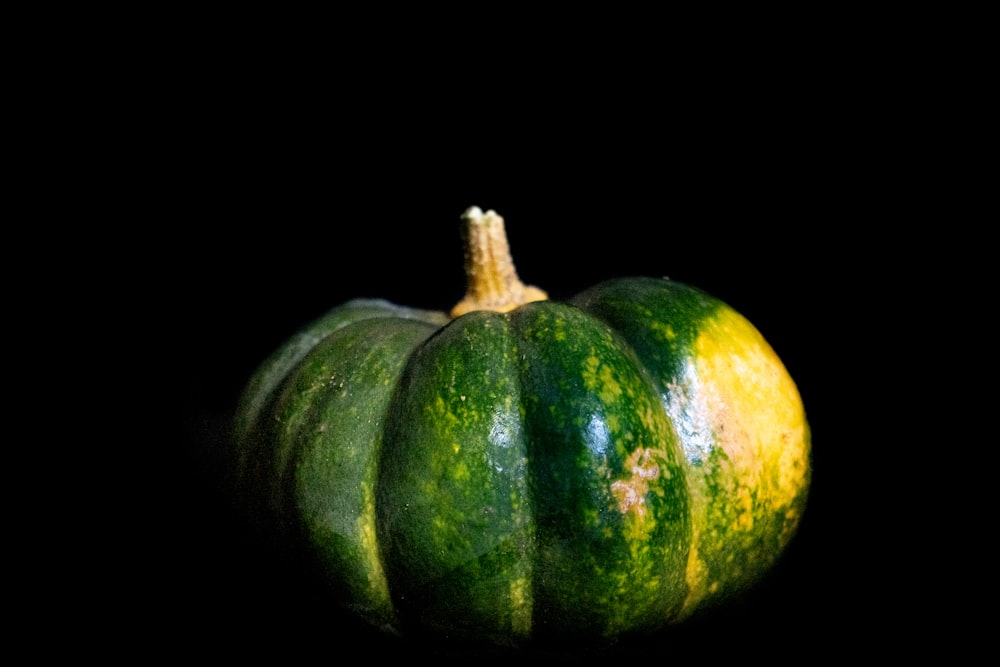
[232,299,448,631]
[232,280,810,647]
[571,278,811,616]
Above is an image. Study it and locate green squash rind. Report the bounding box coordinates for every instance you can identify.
[572,277,811,616]
[230,299,447,630]
[376,303,692,644]
[509,302,691,641]
[232,298,449,447]
[231,279,810,646]
[378,310,534,643]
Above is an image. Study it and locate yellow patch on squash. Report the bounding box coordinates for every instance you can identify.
[677,306,810,615]
[583,353,624,405]
[509,576,532,637]
[693,307,809,514]
[356,480,393,607]
[681,535,708,614]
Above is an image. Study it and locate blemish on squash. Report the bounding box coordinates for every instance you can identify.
[610,447,666,518]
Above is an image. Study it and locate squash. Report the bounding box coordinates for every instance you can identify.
[230,206,810,648]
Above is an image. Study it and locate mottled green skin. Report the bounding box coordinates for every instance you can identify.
[378,304,690,644]
[232,281,809,647]
[572,278,811,615]
[231,299,448,629]
[232,299,450,448]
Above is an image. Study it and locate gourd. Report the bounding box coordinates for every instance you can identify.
[230,206,810,648]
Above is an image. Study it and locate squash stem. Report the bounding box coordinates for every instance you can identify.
[451,206,548,318]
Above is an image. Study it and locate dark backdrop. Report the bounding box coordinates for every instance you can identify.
[148,101,894,662]
[40,19,967,662]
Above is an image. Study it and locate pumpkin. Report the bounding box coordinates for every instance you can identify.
[230,206,811,648]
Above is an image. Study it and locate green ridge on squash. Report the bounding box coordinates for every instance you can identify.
[379,310,533,643]
[510,302,690,640]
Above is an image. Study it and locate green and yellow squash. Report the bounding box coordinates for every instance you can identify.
[230,206,810,648]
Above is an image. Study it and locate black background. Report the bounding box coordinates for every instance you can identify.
[122,47,932,662]
[24,13,984,661]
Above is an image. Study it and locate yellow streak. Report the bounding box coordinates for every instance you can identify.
[356,481,393,606]
[509,576,531,637]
